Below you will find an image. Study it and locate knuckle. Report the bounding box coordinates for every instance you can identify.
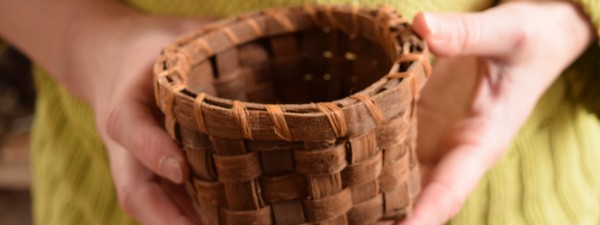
[447,193,465,220]
[504,4,536,49]
[103,106,153,155]
[456,120,506,166]
[427,182,466,223]
[104,107,121,141]
[438,183,465,220]
[117,184,137,217]
[132,132,151,156]
[511,17,532,51]
[456,14,480,53]
[470,116,510,164]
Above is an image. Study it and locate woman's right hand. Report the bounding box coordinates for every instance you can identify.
[76,15,214,224]
[0,0,213,223]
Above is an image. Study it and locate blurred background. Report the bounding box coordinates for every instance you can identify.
[0,45,35,225]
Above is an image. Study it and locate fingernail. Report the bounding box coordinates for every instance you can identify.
[422,14,444,42]
[160,156,183,183]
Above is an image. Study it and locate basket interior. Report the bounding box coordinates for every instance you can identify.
[184,29,392,104]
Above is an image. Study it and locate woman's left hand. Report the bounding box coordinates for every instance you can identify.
[394,1,594,225]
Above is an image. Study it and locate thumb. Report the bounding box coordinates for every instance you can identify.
[103,99,189,184]
[412,7,527,58]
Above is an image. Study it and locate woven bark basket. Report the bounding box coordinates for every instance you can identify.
[153,5,431,225]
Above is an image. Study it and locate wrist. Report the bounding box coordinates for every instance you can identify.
[62,4,144,103]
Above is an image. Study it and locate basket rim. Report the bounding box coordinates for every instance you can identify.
[153,4,431,140]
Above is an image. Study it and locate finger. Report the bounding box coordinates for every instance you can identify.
[416,57,480,162]
[403,60,519,225]
[400,116,505,225]
[105,99,187,184]
[412,6,528,58]
[106,141,196,225]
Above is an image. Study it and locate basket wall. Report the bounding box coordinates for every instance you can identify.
[154,5,430,225]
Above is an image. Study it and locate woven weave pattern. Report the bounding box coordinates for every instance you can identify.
[154,5,430,225]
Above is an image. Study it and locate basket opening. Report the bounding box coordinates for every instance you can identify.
[186,29,392,104]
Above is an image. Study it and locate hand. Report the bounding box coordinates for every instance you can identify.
[0,0,215,223]
[66,11,213,225]
[400,1,594,225]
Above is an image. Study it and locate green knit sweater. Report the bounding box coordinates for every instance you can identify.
[31,0,600,225]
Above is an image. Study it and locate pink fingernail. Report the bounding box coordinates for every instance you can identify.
[160,156,183,183]
[422,14,438,37]
[422,14,448,45]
